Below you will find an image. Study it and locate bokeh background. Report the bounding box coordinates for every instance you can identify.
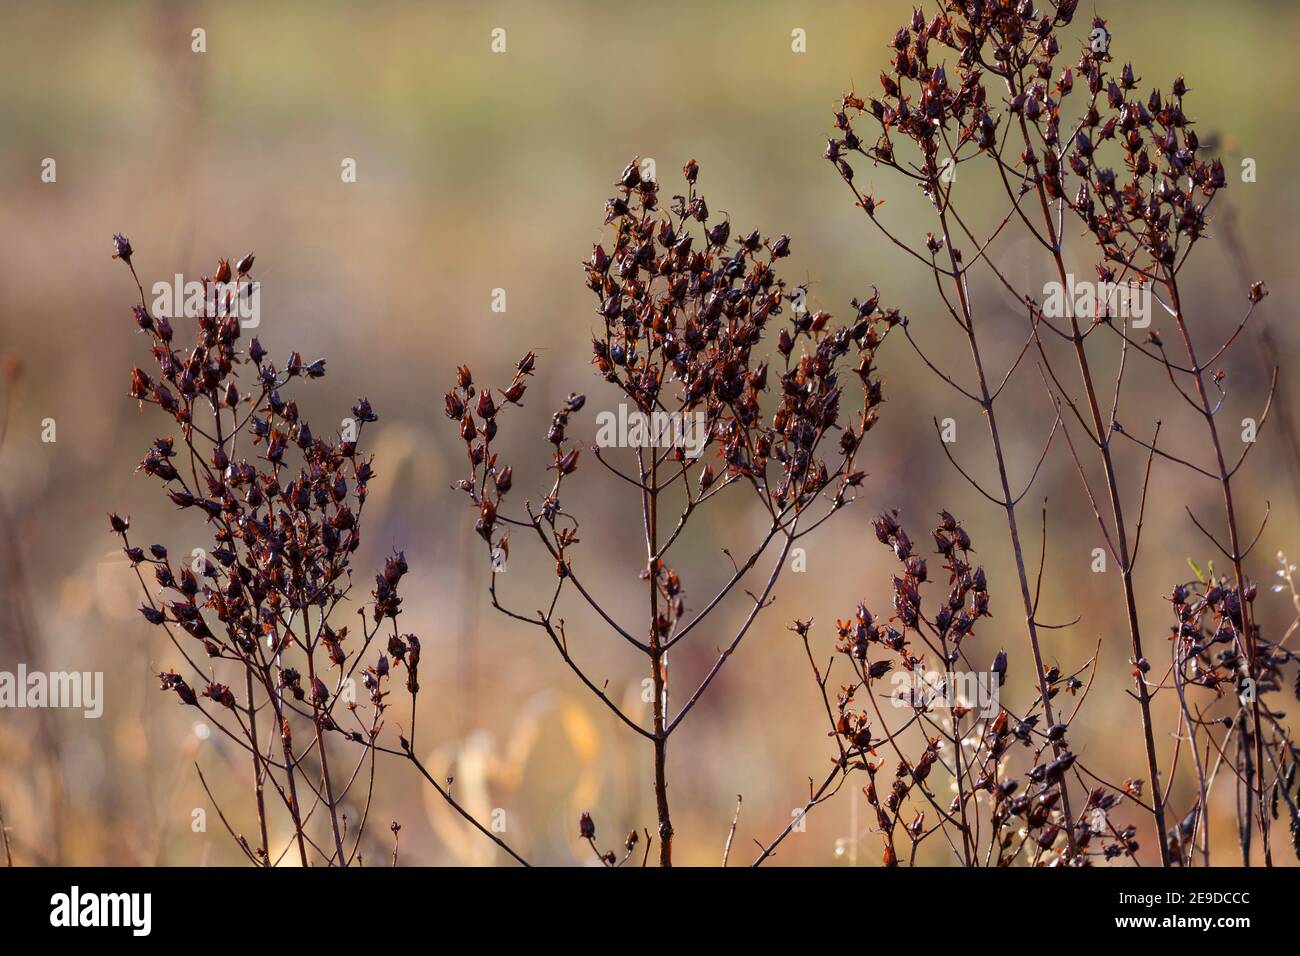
[1,0,1298,866]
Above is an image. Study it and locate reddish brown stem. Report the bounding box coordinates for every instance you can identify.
[1017,108,1171,864]
[645,450,674,866]
[936,205,1079,856]
[1166,276,1271,866]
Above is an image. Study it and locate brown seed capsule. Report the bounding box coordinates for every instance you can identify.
[557,449,580,475]
[500,380,527,404]
[618,160,641,189]
[444,391,465,419]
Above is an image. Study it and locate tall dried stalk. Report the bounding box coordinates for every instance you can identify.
[825,0,1294,866]
[829,2,1082,858]
[445,160,898,865]
[112,238,527,866]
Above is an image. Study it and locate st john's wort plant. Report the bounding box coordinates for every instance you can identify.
[824,0,1290,864]
[444,159,900,866]
[111,236,526,866]
[752,510,1134,867]
[1164,561,1300,866]
[1059,39,1282,864]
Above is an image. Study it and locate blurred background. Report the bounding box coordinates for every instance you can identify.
[0,0,1297,866]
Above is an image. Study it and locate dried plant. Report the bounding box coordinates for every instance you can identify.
[444,159,898,865]
[111,237,525,866]
[754,510,1136,866]
[824,0,1295,865]
[1167,558,1299,866]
